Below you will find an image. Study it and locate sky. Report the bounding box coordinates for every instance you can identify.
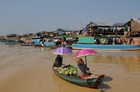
[0,0,140,35]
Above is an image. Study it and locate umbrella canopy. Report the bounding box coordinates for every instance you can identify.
[52,46,72,55]
[74,49,98,65]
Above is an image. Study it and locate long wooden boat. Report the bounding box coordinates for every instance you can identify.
[72,44,140,51]
[20,43,35,46]
[5,40,22,45]
[52,67,105,88]
[34,42,56,47]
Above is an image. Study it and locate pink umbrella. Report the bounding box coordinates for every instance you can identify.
[74,49,98,65]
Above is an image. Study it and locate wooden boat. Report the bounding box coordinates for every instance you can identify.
[30,36,57,47]
[72,44,140,51]
[52,67,105,88]
[20,43,35,46]
[0,38,7,42]
[34,42,56,47]
[5,39,22,45]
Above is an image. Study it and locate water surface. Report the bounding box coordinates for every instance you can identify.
[0,43,140,92]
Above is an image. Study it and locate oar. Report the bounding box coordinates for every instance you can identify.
[87,69,98,76]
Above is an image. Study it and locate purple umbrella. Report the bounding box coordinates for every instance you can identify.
[52,46,72,55]
[52,47,72,63]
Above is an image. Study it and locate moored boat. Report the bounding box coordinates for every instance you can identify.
[5,39,22,45]
[72,44,140,51]
[34,42,56,47]
[52,67,105,88]
[20,43,35,46]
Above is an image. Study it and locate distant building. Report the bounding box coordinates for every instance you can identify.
[86,22,112,37]
[111,23,126,36]
[124,18,140,37]
[85,18,140,37]
[56,28,65,35]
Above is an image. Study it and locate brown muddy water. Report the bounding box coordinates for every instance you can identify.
[0,43,140,92]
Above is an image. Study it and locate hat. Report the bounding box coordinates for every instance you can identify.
[77,59,84,64]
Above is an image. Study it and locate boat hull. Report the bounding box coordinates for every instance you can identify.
[34,42,56,47]
[53,68,105,88]
[72,44,140,51]
[20,43,35,46]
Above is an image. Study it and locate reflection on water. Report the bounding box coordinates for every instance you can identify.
[92,51,140,74]
[99,51,140,57]
[83,51,140,92]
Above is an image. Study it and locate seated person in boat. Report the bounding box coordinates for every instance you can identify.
[77,59,97,79]
[53,55,63,67]
[77,59,89,78]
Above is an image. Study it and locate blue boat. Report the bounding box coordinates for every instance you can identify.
[31,36,41,43]
[72,44,140,51]
[72,37,140,51]
[29,36,56,47]
[34,42,56,47]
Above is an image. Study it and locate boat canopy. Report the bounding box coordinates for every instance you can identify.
[78,37,94,44]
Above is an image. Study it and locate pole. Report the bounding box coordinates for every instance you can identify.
[85,56,87,66]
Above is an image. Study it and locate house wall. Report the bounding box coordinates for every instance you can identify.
[133,38,140,45]
[131,20,140,32]
[20,37,31,43]
[88,27,96,33]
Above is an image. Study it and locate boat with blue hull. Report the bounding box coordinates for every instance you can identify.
[72,44,140,51]
[26,36,57,47]
[34,42,56,47]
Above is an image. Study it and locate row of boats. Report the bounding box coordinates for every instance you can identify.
[1,36,140,51]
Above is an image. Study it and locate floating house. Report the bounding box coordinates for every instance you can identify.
[124,18,140,37]
[86,22,111,36]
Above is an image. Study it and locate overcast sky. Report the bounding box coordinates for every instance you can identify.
[0,0,140,35]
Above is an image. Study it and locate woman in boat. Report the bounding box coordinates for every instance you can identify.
[77,59,89,78]
[77,59,97,79]
[53,55,63,67]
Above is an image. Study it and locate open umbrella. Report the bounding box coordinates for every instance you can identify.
[52,46,72,66]
[52,46,72,55]
[74,49,98,66]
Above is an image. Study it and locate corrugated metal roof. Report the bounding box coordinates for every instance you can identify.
[88,22,111,27]
[88,23,98,27]
[131,18,140,23]
[111,23,125,27]
[95,22,112,26]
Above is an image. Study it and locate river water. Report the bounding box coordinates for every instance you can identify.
[0,43,140,92]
